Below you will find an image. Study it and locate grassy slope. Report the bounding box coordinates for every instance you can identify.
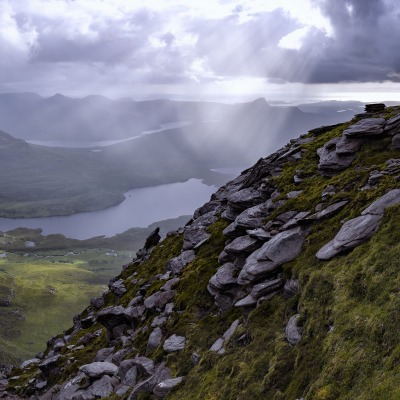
[0,216,189,365]
[7,108,400,399]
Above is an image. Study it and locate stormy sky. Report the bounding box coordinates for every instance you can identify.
[1,0,400,102]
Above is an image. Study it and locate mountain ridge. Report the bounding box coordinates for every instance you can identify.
[3,104,400,399]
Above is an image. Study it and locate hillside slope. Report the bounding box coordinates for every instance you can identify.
[3,104,400,400]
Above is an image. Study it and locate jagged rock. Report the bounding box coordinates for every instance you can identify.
[343,117,385,137]
[109,279,127,297]
[118,361,138,387]
[81,315,96,329]
[224,235,260,255]
[165,250,195,275]
[385,113,400,131]
[316,213,381,260]
[284,279,299,297]
[53,373,86,400]
[87,374,114,398]
[151,315,168,327]
[80,362,118,378]
[321,185,336,200]
[234,294,257,307]
[246,228,273,241]
[133,356,155,376]
[224,320,240,341]
[163,335,186,352]
[118,360,136,382]
[144,292,161,310]
[238,227,308,284]
[250,277,283,299]
[94,347,115,362]
[208,263,239,291]
[317,138,356,176]
[213,289,245,311]
[286,314,302,345]
[35,380,47,390]
[38,355,61,376]
[194,200,222,219]
[127,305,145,320]
[365,103,385,112]
[227,188,266,211]
[128,363,170,399]
[161,277,180,291]
[153,377,183,398]
[362,188,400,215]
[335,135,362,155]
[276,211,297,223]
[147,327,163,352]
[90,296,105,310]
[20,358,40,369]
[281,211,311,230]
[144,227,161,250]
[229,201,273,234]
[315,200,348,220]
[218,250,233,263]
[183,212,217,250]
[157,291,176,309]
[210,338,224,352]
[116,385,131,396]
[317,189,400,260]
[96,306,136,339]
[287,190,303,199]
[164,303,174,315]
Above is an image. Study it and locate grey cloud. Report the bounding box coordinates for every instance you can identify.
[278,0,400,83]
[30,9,161,64]
[191,9,300,76]
[2,0,400,95]
[192,0,400,84]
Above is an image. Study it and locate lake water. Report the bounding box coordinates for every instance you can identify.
[26,121,192,148]
[0,179,216,240]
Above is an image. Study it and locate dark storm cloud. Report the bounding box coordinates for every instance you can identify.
[283,0,400,83]
[2,0,400,95]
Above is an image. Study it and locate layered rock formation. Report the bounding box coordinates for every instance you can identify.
[3,104,400,400]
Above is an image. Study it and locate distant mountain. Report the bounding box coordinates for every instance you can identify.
[0,93,356,144]
[0,95,364,217]
[0,93,232,141]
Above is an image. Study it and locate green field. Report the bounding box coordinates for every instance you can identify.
[0,216,189,364]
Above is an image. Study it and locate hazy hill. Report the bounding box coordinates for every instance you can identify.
[0,96,356,217]
[4,104,400,399]
[0,93,354,143]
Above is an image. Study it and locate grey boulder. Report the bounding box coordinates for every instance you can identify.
[224,235,260,255]
[165,251,195,275]
[317,138,356,176]
[80,362,118,378]
[147,327,163,353]
[238,227,308,284]
[343,118,385,137]
[286,314,302,345]
[317,189,400,260]
[153,377,183,398]
[87,374,114,398]
[163,335,186,352]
